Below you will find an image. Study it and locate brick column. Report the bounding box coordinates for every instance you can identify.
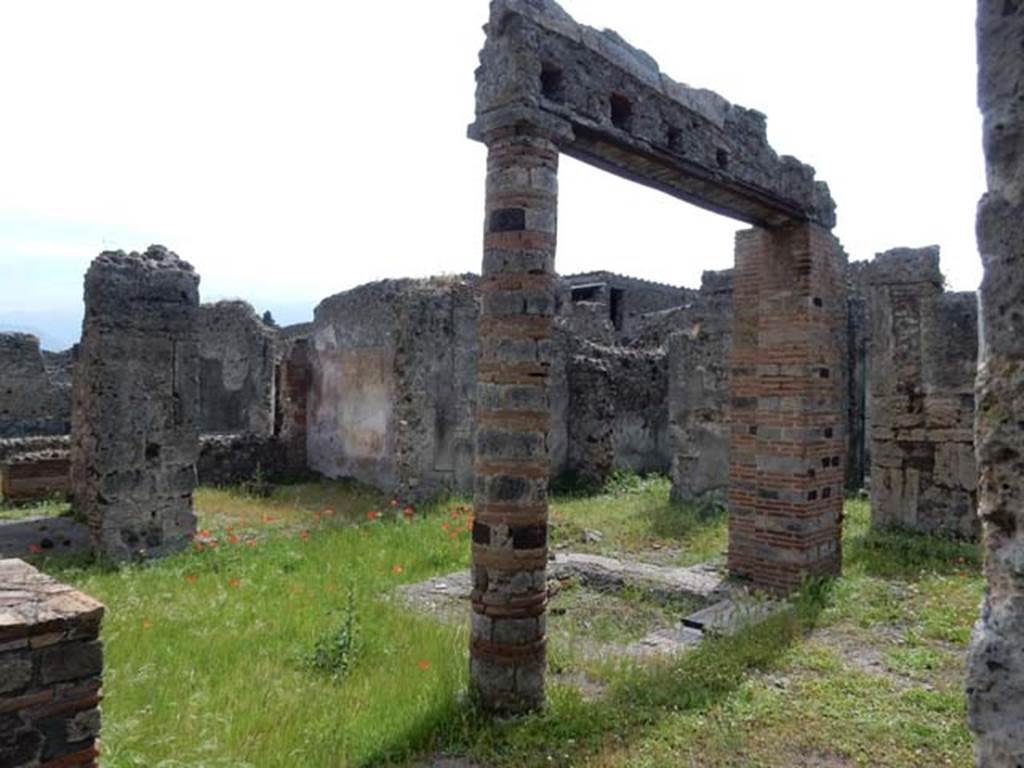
[470,125,557,713]
[727,224,847,592]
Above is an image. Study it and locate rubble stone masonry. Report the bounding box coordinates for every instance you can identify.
[0,558,104,768]
[0,334,70,438]
[70,246,200,561]
[966,0,1024,763]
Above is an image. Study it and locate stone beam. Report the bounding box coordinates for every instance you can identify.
[469,0,836,229]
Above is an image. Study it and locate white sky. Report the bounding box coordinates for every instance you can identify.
[0,1,984,349]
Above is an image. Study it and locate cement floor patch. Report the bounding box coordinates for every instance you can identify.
[0,515,90,559]
[398,553,734,660]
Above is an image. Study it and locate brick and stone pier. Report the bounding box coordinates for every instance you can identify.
[966,0,1024,763]
[0,558,104,767]
[470,124,559,713]
[71,246,200,561]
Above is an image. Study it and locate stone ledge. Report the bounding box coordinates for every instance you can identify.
[0,560,104,643]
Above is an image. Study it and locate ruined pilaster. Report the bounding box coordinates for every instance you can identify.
[867,248,978,538]
[275,338,310,476]
[966,1,1024,762]
[470,123,558,712]
[70,246,200,561]
[727,225,847,592]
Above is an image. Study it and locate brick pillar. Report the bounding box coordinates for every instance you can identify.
[728,225,847,592]
[0,558,105,768]
[470,125,557,713]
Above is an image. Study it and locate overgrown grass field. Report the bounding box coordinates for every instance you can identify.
[22,478,981,767]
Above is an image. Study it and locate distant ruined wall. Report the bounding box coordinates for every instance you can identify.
[562,271,689,342]
[867,247,978,538]
[71,246,200,560]
[198,301,276,436]
[669,271,733,504]
[966,0,1024,762]
[562,340,669,488]
[0,333,71,438]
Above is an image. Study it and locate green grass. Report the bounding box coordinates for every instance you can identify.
[24,479,979,767]
[0,497,70,520]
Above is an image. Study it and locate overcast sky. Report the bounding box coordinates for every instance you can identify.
[0,1,984,350]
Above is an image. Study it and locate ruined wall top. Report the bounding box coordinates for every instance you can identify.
[470,0,836,228]
[84,245,199,318]
[867,246,944,287]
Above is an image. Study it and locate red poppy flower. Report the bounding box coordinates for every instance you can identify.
[391,564,403,575]
[228,578,241,588]
[28,543,42,554]
[417,659,430,671]
[228,534,239,545]
[367,510,379,521]
[442,523,450,532]
[186,574,198,584]
[199,529,211,538]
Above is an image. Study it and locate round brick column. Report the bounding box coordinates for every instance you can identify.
[470,125,558,713]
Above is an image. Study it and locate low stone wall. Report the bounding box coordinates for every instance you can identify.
[0,437,70,464]
[0,558,104,767]
[0,452,71,504]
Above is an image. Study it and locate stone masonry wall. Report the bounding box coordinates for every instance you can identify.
[0,334,71,438]
[0,558,104,768]
[308,277,479,501]
[867,247,978,538]
[71,246,200,561]
[198,301,276,436]
[966,1,1024,762]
